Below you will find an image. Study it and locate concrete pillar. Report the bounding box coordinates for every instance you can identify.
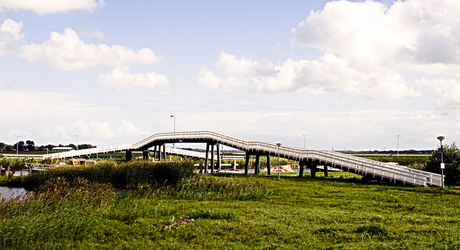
[163,144,167,161]
[267,155,271,176]
[310,162,317,177]
[143,150,149,161]
[125,150,132,161]
[210,144,215,173]
[299,160,304,177]
[205,143,210,173]
[324,164,329,177]
[233,159,237,169]
[255,154,260,175]
[199,159,203,173]
[152,145,157,161]
[244,152,250,175]
[217,143,221,172]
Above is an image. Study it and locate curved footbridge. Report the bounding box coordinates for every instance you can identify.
[39,131,442,187]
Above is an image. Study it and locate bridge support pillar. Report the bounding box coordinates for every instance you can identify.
[125,150,132,161]
[267,155,271,176]
[210,144,215,174]
[255,154,260,175]
[163,144,166,161]
[324,164,329,177]
[199,159,203,173]
[299,160,305,177]
[152,145,157,161]
[205,143,210,173]
[217,143,221,172]
[143,150,149,161]
[244,152,250,175]
[309,161,317,177]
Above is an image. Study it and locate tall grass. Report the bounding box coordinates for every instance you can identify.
[22,160,196,190]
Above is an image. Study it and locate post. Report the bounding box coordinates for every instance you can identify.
[210,144,215,173]
[159,145,162,161]
[152,145,157,161]
[244,152,250,175]
[199,159,203,173]
[310,161,317,177]
[217,143,221,172]
[437,136,445,188]
[277,143,281,180]
[163,144,166,161]
[324,164,329,177]
[299,160,304,177]
[205,143,210,173]
[143,150,149,161]
[255,154,260,175]
[125,150,132,161]
[267,155,271,176]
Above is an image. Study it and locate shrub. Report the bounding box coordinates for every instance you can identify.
[425,142,460,185]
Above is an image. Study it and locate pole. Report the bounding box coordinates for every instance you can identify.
[75,135,81,150]
[441,140,444,188]
[397,135,399,157]
[170,115,176,148]
[303,135,307,149]
[277,143,281,180]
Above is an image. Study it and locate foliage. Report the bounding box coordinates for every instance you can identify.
[22,161,196,190]
[425,142,460,185]
[0,158,26,172]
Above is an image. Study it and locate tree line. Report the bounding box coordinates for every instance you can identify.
[0,140,95,152]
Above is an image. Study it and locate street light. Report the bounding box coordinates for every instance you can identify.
[75,135,81,150]
[277,143,281,180]
[14,135,21,156]
[170,115,176,148]
[303,135,307,149]
[397,135,399,157]
[437,136,445,188]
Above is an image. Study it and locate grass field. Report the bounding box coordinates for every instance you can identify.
[1,171,460,249]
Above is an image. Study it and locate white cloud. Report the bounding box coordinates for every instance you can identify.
[417,78,460,109]
[292,0,460,73]
[19,28,165,70]
[116,120,149,138]
[0,0,105,16]
[0,79,12,89]
[80,29,105,39]
[0,18,24,56]
[96,66,170,90]
[198,51,420,100]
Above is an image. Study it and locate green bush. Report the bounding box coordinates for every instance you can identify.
[425,142,460,185]
[22,161,196,190]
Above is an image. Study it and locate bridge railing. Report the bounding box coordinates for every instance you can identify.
[43,144,133,159]
[132,131,442,187]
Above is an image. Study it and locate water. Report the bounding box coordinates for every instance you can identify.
[0,186,27,199]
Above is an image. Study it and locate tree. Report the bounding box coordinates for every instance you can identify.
[425,142,460,185]
[0,142,4,151]
[26,140,36,151]
[13,141,26,151]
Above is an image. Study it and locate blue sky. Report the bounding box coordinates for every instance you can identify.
[1,0,459,151]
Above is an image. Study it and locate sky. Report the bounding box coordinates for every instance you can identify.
[1,0,459,151]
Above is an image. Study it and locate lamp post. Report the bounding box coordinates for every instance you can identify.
[437,136,445,188]
[75,135,81,150]
[397,135,399,157]
[14,135,20,156]
[277,143,281,180]
[303,135,307,149]
[170,115,176,148]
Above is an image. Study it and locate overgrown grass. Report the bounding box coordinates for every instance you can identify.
[2,172,460,249]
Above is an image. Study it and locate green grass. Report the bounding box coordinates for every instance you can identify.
[2,172,460,249]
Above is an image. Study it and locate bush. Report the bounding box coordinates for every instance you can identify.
[22,161,196,190]
[425,142,460,185]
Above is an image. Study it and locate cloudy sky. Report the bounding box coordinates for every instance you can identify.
[1,0,459,151]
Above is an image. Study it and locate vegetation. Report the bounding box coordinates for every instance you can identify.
[2,170,460,249]
[425,142,460,185]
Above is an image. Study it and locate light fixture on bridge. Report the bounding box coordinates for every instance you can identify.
[303,135,307,149]
[277,143,281,180]
[170,115,176,148]
[75,135,81,150]
[437,136,445,188]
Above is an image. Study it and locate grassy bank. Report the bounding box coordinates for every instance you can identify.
[1,170,460,249]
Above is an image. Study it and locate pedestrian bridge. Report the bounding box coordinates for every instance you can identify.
[4,131,443,187]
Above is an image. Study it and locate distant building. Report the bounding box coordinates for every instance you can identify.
[52,147,74,152]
